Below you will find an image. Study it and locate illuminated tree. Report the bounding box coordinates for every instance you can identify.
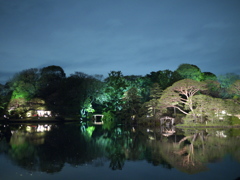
[146,83,163,117]
[176,64,203,81]
[191,95,218,123]
[124,75,151,102]
[229,80,240,97]
[103,71,127,111]
[191,95,240,124]
[102,111,116,130]
[159,79,206,121]
[59,72,103,117]
[5,68,41,117]
[217,73,240,88]
[121,87,143,122]
[204,80,221,98]
[202,72,217,81]
[217,73,240,98]
[9,68,40,100]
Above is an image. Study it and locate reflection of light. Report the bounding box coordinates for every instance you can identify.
[132,127,135,132]
[162,130,176,137]
[25,125,37,132]
[26,126,32,132]
[26,112,31,117]
[37,110,51,117]
[216,131,227,138]
[37,125,51,132]
[25,124,52,132]
[221,110,226,114]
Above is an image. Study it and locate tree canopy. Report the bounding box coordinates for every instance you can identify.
[1,64,240,126]
[176,64,203,81]
[159,79,207,120]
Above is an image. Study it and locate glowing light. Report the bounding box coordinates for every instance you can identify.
[36,110,51,117]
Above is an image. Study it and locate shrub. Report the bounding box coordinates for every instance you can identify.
[102,111,116,130]
[228,116,240,125]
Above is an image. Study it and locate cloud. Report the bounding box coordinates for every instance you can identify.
[0,0,239,84]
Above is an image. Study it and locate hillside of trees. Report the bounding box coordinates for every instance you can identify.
[0,63,240,126]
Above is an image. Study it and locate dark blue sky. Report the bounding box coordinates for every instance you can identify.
[0,0,240,84]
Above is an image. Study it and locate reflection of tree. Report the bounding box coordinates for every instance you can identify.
[143,128,240,174]
[1,124,240,175]
[162,128,240,174]
[127,128,147,160]
[177,133,204,168]
[108,148,125,170]
[37,124,99,173]
[99,127,127,170]
[146,130,208,174]
[95,126,147,170]
[0,123,106,173]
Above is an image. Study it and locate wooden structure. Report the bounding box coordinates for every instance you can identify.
[92,114,104,125]
[160,116,175,126]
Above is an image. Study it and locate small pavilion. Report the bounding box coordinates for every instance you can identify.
[92,114,104,124]
[160,116,175,126]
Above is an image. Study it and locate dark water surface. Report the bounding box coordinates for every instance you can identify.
[0,122,240,180]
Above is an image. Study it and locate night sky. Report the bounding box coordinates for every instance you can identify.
[0,0,240,84]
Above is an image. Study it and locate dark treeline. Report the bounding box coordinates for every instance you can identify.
[0,63,240,125]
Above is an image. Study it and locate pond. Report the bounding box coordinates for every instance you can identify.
[0,122,240,180]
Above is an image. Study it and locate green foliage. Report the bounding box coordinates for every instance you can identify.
[217,73,240,98]
[204,80,221,97]
[229,128,240,137]
[85,126,95,137]
[124,75,151,102]
[8,68,40,100]
[229,80,240,96]
[60,72,103,116]
[224,99,240,115]
[226,116,240,125]
[122,87,142,113]
[146,69,182,90]
[102,71,127,111]
[159,79,207,119]
[102,111,116,130]
[1,63,240,125]
[176,64,203,81]
[145,83,163,117]
[202,72,217,81]
[81,97,95,118]
[10,143,35,161]
[0,84,11,114]
[217,73,240,89]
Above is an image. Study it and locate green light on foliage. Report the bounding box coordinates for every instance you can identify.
[86,126,95,137]
[11,90,27,100]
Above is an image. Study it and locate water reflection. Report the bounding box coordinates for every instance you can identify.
[0,122,240,176]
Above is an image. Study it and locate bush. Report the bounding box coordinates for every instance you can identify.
[102,111,116,130]
[228,116,240,125]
